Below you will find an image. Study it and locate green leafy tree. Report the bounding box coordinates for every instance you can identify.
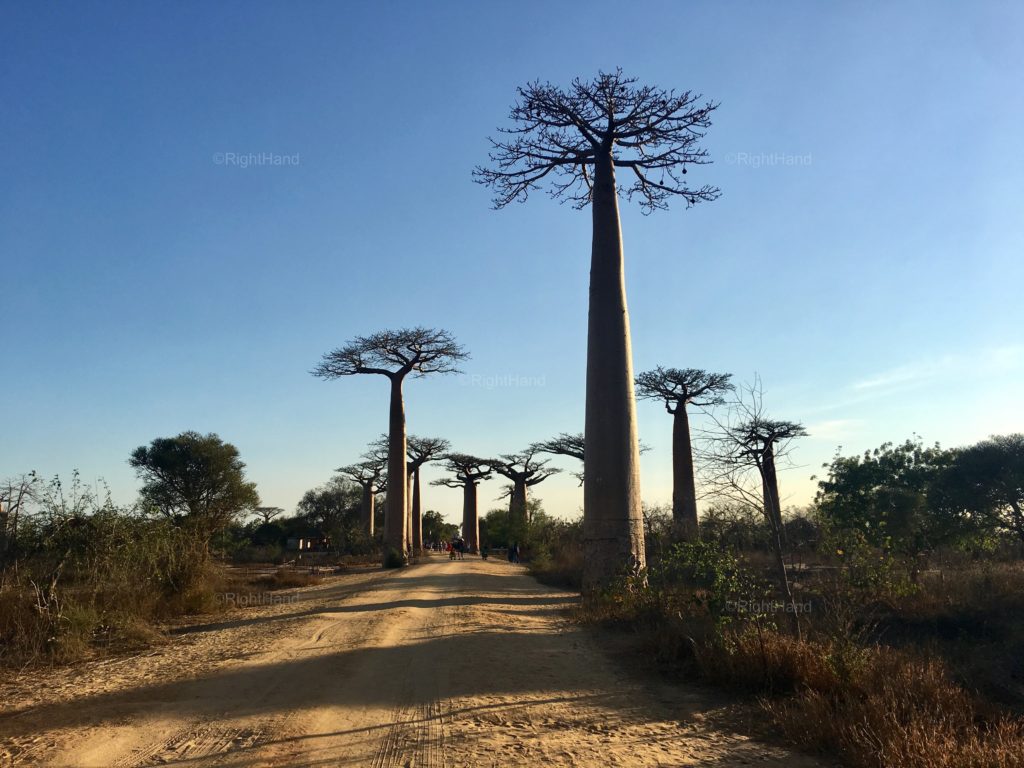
[421,510,457,546]
[936,434,1024,544]
[297,476,366,553]
[815,438,966,556]
[129,432,259,538]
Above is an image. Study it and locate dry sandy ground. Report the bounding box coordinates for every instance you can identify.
[0,554,829,767]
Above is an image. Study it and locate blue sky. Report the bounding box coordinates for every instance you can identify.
[2,1,1022,525]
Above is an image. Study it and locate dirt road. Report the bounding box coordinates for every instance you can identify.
[1,555,824,767]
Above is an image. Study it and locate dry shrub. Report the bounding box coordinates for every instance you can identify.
[712,632,1024,768]
[1,510,219,665]
[578,558,1024,768]
[529,542,584,590]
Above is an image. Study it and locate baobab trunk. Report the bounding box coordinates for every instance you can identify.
[583,151,646,592]
[672,405,700,541]
[462,481,479,554]
[510,481,528,527]
[361,484,375,537]
[385,376,408,562]
[411,467,423,554]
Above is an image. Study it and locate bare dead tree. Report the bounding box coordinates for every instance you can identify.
[476,70,719,592]
[406,435,450,555]
[1,472,39,566]
[431,453,492,554]
[313,328,468,565]
[490,449,560,528]
[636,367,733,541]
[698,380,808,635]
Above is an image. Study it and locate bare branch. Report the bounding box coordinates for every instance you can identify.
[474,69,721,213]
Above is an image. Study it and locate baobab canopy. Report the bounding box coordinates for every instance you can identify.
[473,69,721,211]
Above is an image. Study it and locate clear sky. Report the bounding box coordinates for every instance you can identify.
[2,1,1022,526]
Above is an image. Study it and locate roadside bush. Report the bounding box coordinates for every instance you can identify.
[0,476,216,665]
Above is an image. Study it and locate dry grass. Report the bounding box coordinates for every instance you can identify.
[564,546,1024,768]
[253,568,323,589]
[757,635,1024,768]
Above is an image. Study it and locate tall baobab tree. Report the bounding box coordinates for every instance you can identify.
[313,327,468,565]
[336,453,387,538]
[476,70,720,591]
[635,367,733,541]
[406,435,450,554]
[432,453,492,554]
[490,449,560,529]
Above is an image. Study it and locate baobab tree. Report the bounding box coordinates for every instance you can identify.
[313,328,468,565]
[336,452,388,537]
[490,449,560,529]
[406,435,450,555]
[476,70,720,591]
[432,453,492,553]
[253,506,284,525]
[635,367,733,541]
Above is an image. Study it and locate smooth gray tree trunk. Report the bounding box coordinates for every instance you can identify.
[361,484,375,537]
[583,151,646,593]
[385,376,408,562]
[672,406,700,541]
[510,480,528,527]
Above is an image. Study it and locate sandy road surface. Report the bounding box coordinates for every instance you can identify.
[1,554,826,767]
